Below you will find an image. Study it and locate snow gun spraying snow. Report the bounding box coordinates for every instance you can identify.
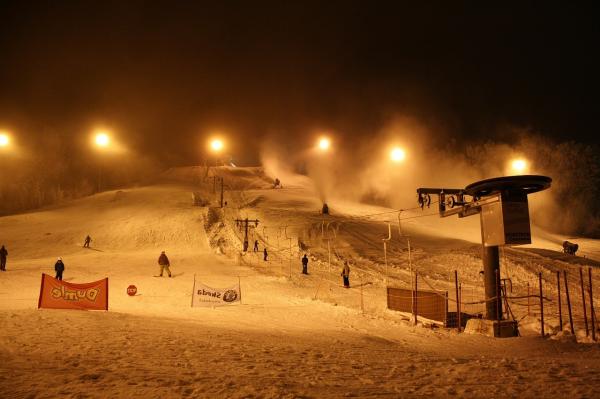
[417,175,552,337]
[562,241,579,255]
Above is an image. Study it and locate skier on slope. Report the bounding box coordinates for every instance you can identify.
[301,254,309,274]
[157,251,172,277]
[83,235,92,248]
[55,257,65,280]
[341,261,350,288]
[0,245,8,271]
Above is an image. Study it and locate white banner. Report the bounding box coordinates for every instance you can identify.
[192,279,241,307]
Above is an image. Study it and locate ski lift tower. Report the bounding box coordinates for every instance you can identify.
[417,175,551,337]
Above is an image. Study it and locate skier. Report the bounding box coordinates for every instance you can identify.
[322,203,329,215]
[341,261,350,288]
[243,239,249,252]
[55,257,65,280]
[254,240,259,252]
[263,247,268,261]
[0,245,7,271]
[83,235,91,248]
[301,254,309,274]
[157,251,172,277]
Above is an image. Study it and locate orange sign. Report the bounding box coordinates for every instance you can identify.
[37,274,109,310]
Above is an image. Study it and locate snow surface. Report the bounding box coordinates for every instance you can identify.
[1,167,600,398]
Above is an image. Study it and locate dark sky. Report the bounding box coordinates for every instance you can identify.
[0,1,598,165]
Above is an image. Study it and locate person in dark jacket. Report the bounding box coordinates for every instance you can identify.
[301,254,309,274]
[263,247,268,261]
[253,240,259,252]
[158,251,172,277]
[55,257,65,280]
[341,261,350,288]
[0,245,7,271]
[0,245,8,272]
[83,235,91,248]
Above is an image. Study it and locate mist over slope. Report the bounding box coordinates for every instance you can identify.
[1,166,600,398]
[260,120,600,238]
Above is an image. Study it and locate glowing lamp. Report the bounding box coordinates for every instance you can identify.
[0,133,9,147]
[511,159,527,173]
[210,139,224,152]
[95,133,110,147]
[318,137,330,151]
[390,147,406,162]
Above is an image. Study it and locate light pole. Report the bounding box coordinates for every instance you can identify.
[317,137,331,152]
[510,158,528,174]
[93,131,111,192]
[0,131,12,177]
[0,132,10,148]
[390,147,406,163]
[209,138,224,166]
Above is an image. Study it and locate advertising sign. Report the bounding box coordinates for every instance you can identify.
[192,279,241,307]
[38,274,109,310]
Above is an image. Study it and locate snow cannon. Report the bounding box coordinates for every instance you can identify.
[562,241,579,255]
[417,175,551,337]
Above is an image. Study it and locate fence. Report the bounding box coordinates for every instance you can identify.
[199,183,600,339]
[386,287,448,325]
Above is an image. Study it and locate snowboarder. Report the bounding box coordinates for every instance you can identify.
[83,235,91,248]
[263,247,268,261]
[302,254,309,274]
[341,261,350,288]
[254,240,259,252]
[158,251,172,277]
[55,257,65,280]
[0,245,7,271]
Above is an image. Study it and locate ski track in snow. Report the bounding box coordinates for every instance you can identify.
[1,168,600,398]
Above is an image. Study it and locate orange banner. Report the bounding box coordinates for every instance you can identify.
[37,273,108,310]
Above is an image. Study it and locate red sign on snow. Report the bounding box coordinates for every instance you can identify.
[127,285,137,296]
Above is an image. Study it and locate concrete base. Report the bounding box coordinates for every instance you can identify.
[464,319,519,338]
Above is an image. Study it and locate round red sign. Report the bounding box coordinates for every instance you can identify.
[127,285,137,296]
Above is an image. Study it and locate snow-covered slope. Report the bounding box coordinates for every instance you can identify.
[1,166,600,398]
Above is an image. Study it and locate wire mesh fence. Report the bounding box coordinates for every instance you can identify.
[195,181,600,339]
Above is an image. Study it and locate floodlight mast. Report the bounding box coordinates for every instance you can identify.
[417,175,551,334]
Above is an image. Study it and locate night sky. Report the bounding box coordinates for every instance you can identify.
[0,1,598,166]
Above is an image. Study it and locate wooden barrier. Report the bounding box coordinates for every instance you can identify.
[387,286,448,325]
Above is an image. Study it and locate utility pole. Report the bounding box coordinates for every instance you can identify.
[212,176,224,207]
[220,177,224,208]
[383,222,391,285]
[234,217,259,252]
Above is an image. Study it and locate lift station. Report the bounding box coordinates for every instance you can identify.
[417,175,552,337]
